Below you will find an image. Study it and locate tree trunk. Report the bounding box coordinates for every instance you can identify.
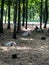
[13,0,17,39]
[17,0,21,33]
[44,0,48,28]
[43,8,46,23]
[22,0,25,26]
[33,13,34,20]
[40,0,43,29]
[7,0,10,29]
[25,0,28,29]
[0,0,4,33]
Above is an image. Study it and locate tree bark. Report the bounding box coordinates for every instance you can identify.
[7,0,10,29]
[22,0,25,26]
[13,0,17,39]
[25,0,28,29]
[44,0,48,28]
[17,0,21,33]
[0,0,4,33]
[40,0,43,29]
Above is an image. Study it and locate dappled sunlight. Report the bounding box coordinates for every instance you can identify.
[16,46,32,50]
[36,45,49,51]
[1,45,49,52]
[31,46,45,51]
[22,27,34,31]
[20,38,34,41]
[0,46,32,51]
[27,28,32,31]
[0,47,8,51]
[22,28,28,31]
[38,46,45,50]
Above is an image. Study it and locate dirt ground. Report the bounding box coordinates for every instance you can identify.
[0,24,49,65]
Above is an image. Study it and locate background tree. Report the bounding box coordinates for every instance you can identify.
[22,0,25,26]
[44,0,48,28]
[40,0,43,29]
[0,0,4,33]
[17,0,21,33]
[7,0,11,29]
[25,0,28,29]
[13,0,17,39]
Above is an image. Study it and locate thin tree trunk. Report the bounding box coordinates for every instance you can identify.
[0,0,4,33]
[40,0,43,29]
[43,8,46,23]
[7,0,10,29]
[44,0,48,28]
[33,13,34,20]
[17,0,21,33]
[13,0,17,39]
[22,0,25,26]
[25,0,28,29]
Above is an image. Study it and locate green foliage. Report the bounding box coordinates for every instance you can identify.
[0,0,49,22]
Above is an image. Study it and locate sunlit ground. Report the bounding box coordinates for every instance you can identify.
[0,46,32,51]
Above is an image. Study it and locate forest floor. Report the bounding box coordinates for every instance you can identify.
[0,24,49,65]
